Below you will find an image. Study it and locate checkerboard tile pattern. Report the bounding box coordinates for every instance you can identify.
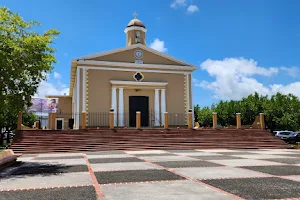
[0,149,299,200]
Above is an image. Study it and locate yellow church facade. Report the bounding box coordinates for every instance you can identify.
[47,16,196,129]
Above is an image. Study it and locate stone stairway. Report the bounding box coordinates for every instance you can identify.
[10,129,290,154]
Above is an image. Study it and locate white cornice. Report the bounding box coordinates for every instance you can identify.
[75,43,196,67]
[110,80,168,86]
[76,60,196,71]
[124,26,147,33]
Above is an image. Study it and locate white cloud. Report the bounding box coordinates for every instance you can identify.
[170,0,186,8]
[197,57,300,100]
[270,82,300,97]
[187,5,199,13]
[54,72,61,79]
[150,38,168,53]
[34,74,69,98]
[280,66,299,78]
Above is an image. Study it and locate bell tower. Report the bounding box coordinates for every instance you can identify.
[124,12,147,46]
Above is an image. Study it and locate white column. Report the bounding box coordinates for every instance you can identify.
[118,88,124,126]
[191,73,194,127]
[160,89,166,125]
[111,87,117,126]
[154,89,160,126]
[186,73,190,111]
[82,69,86,112]
[76,67,80,129]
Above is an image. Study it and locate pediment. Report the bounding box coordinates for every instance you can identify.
[78,44,193,67]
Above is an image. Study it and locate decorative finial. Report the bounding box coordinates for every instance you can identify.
[133,12,138,19]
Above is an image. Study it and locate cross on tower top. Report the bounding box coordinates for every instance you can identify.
[133,12,138,19]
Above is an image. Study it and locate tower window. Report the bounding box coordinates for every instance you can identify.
[135,31,141,43]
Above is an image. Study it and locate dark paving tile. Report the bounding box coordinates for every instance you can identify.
[241,165,300,176]
[35,156,84,160]
[0,161,25,179]
[191,155,242,160]
[11,163,88,176]
[0,186,97,200]
[166,150,198,153]
[88,157,143,164]
[134,153,174,157]
[202,177,300,200]
[155,160,223,168]
[261,157,300,164]
[85,151,125,155]
[95,169,185,184]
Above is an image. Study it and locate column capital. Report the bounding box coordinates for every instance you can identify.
[154,88,160,91]
[161,88,166,91]
[119,87,124,90]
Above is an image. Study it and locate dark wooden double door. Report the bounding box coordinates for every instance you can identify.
[129,96,149,127]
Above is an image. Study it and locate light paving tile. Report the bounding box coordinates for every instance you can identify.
[17,157,35,162]
[139,155,195,162]
[174,152,222,156]
[196,149,243,153]
[257,151,300,155]
[0,172,92,190]
[171,167,271,180]
[36,153,84,158]
[209,159,285,167]
[86,154,133,159]
[125,150,167,154]
[91,162,162,172]
[101,180,235,200]
[231,154,293,159]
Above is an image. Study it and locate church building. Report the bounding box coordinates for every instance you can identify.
[47,14,197,129]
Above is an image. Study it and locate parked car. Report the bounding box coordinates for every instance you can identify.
[286,132,300,143]
[274,131,297,140]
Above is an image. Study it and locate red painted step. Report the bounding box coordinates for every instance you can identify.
[10,129,290,154]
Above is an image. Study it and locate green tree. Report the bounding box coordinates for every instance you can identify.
[0,7,59,134]
[194,92,300,131]
[197,106,213,127]
[22,112,38,127]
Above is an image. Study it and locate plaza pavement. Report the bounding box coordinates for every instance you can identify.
[0,149,300,200]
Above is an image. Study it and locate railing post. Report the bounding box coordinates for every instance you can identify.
[188,109,193,129]
[51,112,56,130]
[17,112,22,130]
[236,113,241,129]
[81,111,86,129]
[259,113,265,129]
[110,108,114,129]
[164,112,168,129]
[136,111,141,129]
[212,112,217,129]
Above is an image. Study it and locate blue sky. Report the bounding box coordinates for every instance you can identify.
[1,0,300,107]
